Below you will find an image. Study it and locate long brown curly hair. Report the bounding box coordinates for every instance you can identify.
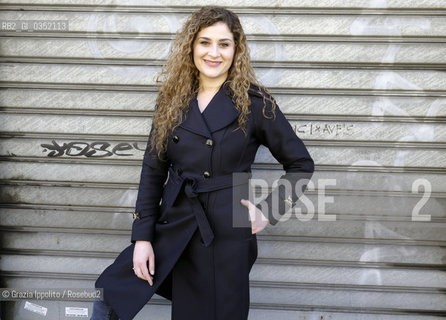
[151,5,275,157]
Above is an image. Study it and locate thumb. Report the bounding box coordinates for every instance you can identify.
[240,199,249,207]
[241,199,255,211]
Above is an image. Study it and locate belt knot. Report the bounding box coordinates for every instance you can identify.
[184,177,199,198]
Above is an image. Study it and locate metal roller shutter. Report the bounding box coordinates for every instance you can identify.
[0,1,445,319]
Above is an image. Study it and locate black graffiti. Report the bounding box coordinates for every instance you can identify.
[41,140,146,157]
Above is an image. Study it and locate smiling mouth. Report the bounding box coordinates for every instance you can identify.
[204,59,222,67]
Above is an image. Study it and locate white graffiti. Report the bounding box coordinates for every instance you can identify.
[243,16,286,86]
[350,0,439,289]
[87,0,181,80]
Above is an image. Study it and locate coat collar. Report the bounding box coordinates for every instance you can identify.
[179,83,240,137]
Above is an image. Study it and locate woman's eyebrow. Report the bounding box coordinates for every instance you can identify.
[197,36,233,42]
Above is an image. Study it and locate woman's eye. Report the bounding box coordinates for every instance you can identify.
[200,41,209,45]
[220,43,229,47]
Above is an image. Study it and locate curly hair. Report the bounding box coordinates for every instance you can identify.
[150,5,276,157]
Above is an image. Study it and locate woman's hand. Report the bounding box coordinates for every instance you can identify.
[240,199,269,234]
[133,240,155,286]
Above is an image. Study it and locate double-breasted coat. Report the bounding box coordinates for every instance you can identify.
[95,83,314,320]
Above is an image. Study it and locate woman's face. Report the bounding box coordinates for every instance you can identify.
[193,22,235,85]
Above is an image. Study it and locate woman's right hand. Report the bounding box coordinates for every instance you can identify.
[133,240,155,286]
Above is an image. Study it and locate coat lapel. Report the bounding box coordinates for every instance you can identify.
[179,98,211,137]
[179,84,240,137]
[202,84,240,133]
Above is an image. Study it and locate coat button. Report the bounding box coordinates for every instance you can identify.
[205,139,213,146]
[203,171,211,178]
[172,135,179,143]
[132,212,140,220]
[162,220,169,224]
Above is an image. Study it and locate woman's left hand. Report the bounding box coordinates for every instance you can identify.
[240,199,269,234]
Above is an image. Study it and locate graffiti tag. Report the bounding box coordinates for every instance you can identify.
[41,140,146,157]
[294,123,355,136]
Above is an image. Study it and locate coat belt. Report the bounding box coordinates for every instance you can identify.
[166,166,251,247]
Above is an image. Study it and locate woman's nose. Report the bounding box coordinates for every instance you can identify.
[208,44,220,57]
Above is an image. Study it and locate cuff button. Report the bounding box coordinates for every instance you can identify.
[284,196,294,206]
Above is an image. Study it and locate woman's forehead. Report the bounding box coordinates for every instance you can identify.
[196,22,234,40]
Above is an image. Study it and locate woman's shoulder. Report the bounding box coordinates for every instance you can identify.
[248,83,272,100]
[248,83,276,116]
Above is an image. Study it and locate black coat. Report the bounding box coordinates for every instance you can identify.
[95,84,314,320]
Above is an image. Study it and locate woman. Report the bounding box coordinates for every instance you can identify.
[92,6,314,320]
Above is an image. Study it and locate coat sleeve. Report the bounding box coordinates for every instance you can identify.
[251,92,314,225]
[131,125,170,243]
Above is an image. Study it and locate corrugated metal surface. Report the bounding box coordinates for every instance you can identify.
[0,1,445,319]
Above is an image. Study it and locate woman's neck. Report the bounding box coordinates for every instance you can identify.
[198,76,227,94]
[199,85,220,96]
[196,77,227,113]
